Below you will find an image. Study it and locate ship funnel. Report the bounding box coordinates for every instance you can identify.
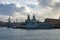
[32,15,36,21]
[27,14,30,20]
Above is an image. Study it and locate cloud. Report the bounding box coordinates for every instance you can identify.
[38,0,60,7]
[54,2,60,9]
[38,0,60,19]
[38,0,54,7]
[1,0,60,22]
[0,3,43,22]
[0,3,33,16]
[0,3,16,15]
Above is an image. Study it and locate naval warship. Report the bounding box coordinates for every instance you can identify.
[14,15,55,29]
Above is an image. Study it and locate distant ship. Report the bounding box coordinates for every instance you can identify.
[14,15,55,29]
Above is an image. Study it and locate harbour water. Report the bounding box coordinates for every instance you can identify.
[0,27,60,40]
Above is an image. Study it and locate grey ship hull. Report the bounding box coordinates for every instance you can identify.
[13,23,55,29]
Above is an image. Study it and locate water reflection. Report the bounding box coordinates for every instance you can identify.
[0,27,60,40]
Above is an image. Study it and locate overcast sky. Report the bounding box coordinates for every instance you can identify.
[0,0,60,22]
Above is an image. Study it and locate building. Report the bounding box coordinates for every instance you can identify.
[45,18,60,28]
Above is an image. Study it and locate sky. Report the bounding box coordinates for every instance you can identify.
[0,0,60,22]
